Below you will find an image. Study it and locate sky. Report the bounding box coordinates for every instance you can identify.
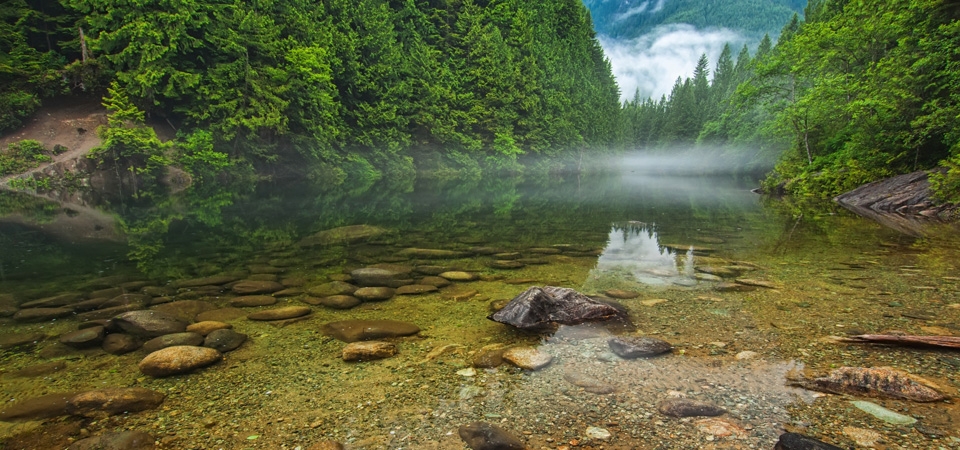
[599,24,745,103]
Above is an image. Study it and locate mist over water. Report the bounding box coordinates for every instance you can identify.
[600,148,774,176]
[599,24,745,102]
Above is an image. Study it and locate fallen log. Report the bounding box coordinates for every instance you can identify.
[844,334,960,350]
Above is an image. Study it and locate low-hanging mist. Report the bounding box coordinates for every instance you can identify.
[599,24,745,102]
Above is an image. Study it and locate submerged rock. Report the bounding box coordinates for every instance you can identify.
[488,286,628,330]
[458,422,525,450]
[112,310,188,337]
[789,366,945,402]
[502,346,553,370]
[322,319,420,342]
[67,387,165,417]
[608,336,673,358]
[342,341,397,361]
[658,398,726,417]
[298,224,390,247]
[68,430,156,450]
[0,392,78,421]
[138,346,222,377]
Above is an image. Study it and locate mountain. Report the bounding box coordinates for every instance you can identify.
[583,0,806,40]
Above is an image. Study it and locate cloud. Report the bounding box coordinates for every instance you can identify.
[599,24,745,102]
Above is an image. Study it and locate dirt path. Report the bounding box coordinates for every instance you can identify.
[0,97,107,185]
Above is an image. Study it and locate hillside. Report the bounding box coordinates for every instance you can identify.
[583,0,805,39]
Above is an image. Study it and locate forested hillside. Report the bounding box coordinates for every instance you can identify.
[621,0,960,202]
[582,0,805,40]
[1,0,621,183]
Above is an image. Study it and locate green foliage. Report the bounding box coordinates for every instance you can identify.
[929,148,960,204]
[176,130,231,182]
[91,82,171,198]
[0,139,52,175]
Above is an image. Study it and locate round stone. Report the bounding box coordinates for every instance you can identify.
[502,347,553,370]
[247,306,312,321]
[353,287,395,302]
[138,346,222,377]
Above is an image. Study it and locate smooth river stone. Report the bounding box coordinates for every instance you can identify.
[502,347,553,370]
[101,333,141,355]
[59,326,106,349]
[658,398,727,417]
[307,281,358,297]
[231,280,284,295]
[0,332,46,349]
[353,287,395,302]
[142,332,205,353]
[774,432,844,450]
[67,387,165,416]
[850,400,917,425]
[322,319,421,343]
[138,346,222,377]
[172,275,239,288]
[306,295,361,309]
[397,248,468,259]
[229,295,277,307]
[112,310,188,337]
[488,260,524,270]
[247,306,311,321]
[151,300,217,322]
[608,336,673,358]
[439,271,478,282]
[69,431,156,450]
[13,307,74,323]
[342,341,398,361]
[395,284,438,295]
[203,329,247,352]
[186,321,232,336]
[350,267,413,288]
[0,392,79,421]
[419,276,452,288]
[604,289,640,299]
[20,292,83,308]
[562,370,617,394]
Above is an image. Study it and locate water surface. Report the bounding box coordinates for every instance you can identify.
[1,170,958,449]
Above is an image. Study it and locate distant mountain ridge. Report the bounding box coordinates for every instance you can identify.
[583,0,806,39]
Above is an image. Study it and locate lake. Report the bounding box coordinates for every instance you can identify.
[1,166,958,449]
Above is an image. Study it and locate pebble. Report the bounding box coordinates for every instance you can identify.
[850,400,917,425]
[842,426,882,447]
[353,287,395,301]
[608,336,673,358]
[440,271,478,281]
[585,426,611,440]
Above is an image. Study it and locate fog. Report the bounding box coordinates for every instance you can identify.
[599,147,775,175]
[599,24,745,102]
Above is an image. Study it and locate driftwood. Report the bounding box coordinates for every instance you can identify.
[844,334,960,350]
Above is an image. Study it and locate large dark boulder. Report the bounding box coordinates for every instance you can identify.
[488,286,628,330]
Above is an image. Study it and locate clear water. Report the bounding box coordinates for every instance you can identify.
[1,169,958,449]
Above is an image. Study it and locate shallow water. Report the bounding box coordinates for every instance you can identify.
[1,170,959,449]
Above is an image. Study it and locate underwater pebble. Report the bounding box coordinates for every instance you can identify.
[850,400,917,425]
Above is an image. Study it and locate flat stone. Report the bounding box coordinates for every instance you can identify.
[472,348,505,368]
[67,387,165,416]
[563,370,616,394]
[350,266,413,288]
[0,294,17,317]
[306,281,358,297]
[493,252,522,260]
[735,278,782,289]
[229,295,277,307]
[440,271,478,282]
[502,347,552,370]
[203,329,247,352]
[67,431,156,450]
[850,400,917,425]
[172,275,239,288]
[195,308,247,322]
[488,260,524,270]
[298,224,390,247]
[774,432,843,450]
[713,282,756,292]
[419,276,452,287]
[322,319,421,343]
[13,307,74,323]
[307,295,361,309]
[142,332,204,353]
[231,280,284,295]
[7,361,67,378]
[89,287,124,299]
[395,284,438,295]
[151,300,217,322]
[112,310,188,337]
[658,398,726,417]
[272,288,302,297]
[604,289,640,299]
[353,287,395,302]
[342,341,397,361]
[0,332,46,349]
[75,304,143,321]
[59,326,106,349]
[102,333,141,355]
[100,294,152,309]
[608,336,673,358]
[20,292,83,308]
[138,346,222,377]
[458,422,525,450]
[185,321,232,336]
[0,392,78,421]
[397,248,468,259]
[247,305,312,321]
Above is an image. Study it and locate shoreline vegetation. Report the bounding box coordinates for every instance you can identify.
[1,0,958,207]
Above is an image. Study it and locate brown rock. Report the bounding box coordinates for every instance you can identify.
[472,348,505,368]
[75,304,143,321]
[185,321,232,336]
[458,422,525,450]
[502,347,552,370]
[306,281,358,297]
[112,310,188,337]
[101,333,141,355]
[395,284,438,295]
[138,346,222,377]
[151,300,218,322]
[67,430,156,450]
[231,280,284,295]
[342,341,398,361]
[322,319,421,343]
[790,366,945,402]
[439,271,478,282]
[353,287,395,302]
[142,332,205,353]
[229,295,278,307]
[67,387,165,416]
[13,307,74,323]
[0,392,78,421]
[59,326,106,349]
[0,332,46,349]
[312,295,361,309]
[247,305,312,321]
[658,398,726,417]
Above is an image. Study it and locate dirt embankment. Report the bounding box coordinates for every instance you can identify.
[0,97,107,183]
